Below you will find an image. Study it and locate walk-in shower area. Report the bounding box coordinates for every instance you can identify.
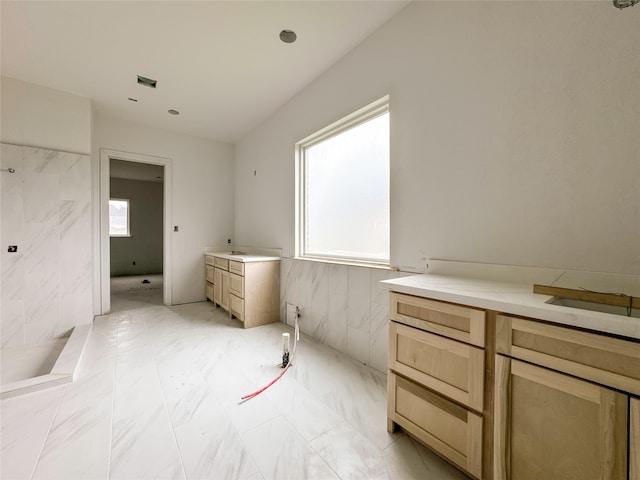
[0,143,93,397]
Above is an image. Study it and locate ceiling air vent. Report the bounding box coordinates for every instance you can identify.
[137,75,157,88]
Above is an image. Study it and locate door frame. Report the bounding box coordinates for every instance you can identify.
[100,148,172,314]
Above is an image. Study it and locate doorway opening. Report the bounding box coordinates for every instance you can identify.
[100,149,172,314]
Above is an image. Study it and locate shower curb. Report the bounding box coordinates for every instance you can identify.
[1,324,92,399]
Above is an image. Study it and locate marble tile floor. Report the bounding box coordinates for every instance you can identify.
[110,274,164,313]
[1,301,469,480]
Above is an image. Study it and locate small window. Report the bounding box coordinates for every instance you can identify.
[109,199,130,237]
[296,96,390,265]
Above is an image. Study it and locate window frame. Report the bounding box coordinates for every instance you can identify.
[109,198,131,237]
[295,96,390,266]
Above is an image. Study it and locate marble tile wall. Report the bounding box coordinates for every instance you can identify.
[280,258,407,373]
[1,143,92,348]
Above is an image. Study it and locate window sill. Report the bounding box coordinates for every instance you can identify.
[292,256,395,271]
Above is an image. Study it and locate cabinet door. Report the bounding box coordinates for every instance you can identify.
[220,269,229,311]
[632,397,639,480]
[213,267,222,305]
[213,268,230,311]
[494,356,628,480]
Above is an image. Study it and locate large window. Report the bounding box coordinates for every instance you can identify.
[109,198,130,237]
[296,97,389,265]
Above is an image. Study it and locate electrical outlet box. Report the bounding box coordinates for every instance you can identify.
[286,303,300,326]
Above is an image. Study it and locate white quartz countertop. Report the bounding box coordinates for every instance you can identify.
[205,252,280,263]
[380,274,640,341]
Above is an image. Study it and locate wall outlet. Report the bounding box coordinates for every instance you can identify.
[286,303,300,326]
[227,238,231,244]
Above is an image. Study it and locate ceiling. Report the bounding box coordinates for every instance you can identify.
[110,159,164,183]
[1,0,409,144]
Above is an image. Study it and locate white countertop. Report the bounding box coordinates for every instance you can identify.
[381,274,640,341]
[205,252,281,263]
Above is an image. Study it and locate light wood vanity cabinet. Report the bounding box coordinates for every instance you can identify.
[206,255,280,329]
[494,314,640,480]
[387,291,640,480]
[387,292,492,479]
[228,260,280,329]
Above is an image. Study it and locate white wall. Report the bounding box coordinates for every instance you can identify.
[0,78,93,346]
[1,77,91,154]
[92,113,235,306]
[235,2,640,275]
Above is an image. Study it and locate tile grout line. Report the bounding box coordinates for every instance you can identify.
[153,357,188,480]
[198,359,266,478]
[150,314,188,480]
[107,313,120,480]
[305,422,347,480]
[28,385,66,480]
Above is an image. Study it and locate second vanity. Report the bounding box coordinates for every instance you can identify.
[205,251,280,329]
[381,273,640,480]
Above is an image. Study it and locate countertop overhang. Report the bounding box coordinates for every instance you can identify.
[381,274,640,341]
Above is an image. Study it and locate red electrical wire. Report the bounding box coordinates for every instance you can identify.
[240,361,292,401]
[241,320,299,402]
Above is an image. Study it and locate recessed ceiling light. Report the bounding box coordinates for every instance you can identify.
[137,75,157,88]
[128,97,138,102]
[279,29,297,44]
[168,109,180,115]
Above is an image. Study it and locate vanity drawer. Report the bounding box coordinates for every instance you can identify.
[390,321,484,411]
[496,314,640,396]
[229,294,244,321]
[205,255,215,266]
[389,292,486,347]
[214,257,229,270]
[205,264,214,284]
[388,372,482,479]
[229,273,244,298]
[229,260,244,276]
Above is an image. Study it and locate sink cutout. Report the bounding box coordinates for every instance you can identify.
[546,297,640,318]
